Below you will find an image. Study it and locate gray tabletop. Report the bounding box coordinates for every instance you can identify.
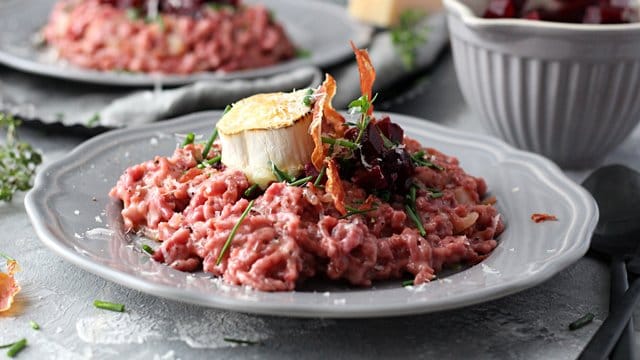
[3,49,640,360]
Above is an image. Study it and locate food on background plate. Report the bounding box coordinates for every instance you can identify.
[484,0,640,24]
[348,0,443,27]
[109,45,505,291]
[43,0,295,74]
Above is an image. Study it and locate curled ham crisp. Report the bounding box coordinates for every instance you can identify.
[350,41,376,114]
[0,258,20,312]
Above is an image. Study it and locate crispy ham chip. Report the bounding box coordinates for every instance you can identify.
[350,42,376,116]
[326,160,346,215]
[310,74,345,170]
[0,258,21,312]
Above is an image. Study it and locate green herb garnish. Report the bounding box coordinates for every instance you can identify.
[402,279,414,287]
[142,244,154,255]
[6,338,26,358]
[313,164,326,187]
[29,321,39,330]
[93,300,125,312]
[569,313,595,331]
[0,342,15,349]
[0,252,14,261]
[216,199,255,265]
[223,337,260,346]
[243,184,260,198]
[201,128,219,160]
[182,132,195,147]
[411,150,443,171]
[348,93,378,144]
[270,162,294,183]
[198,155,222,169]
[321,136,358,149]
[295,48,312,59]
[86,113,100,127]
[126,8,140,20]
[0,113,42,202]
[223,104,233,115]
[405,204,426,237]
[391,9,429,70]
[303,88,314,106]
[427,187,444,199]
[340,206,378,219]
[289,175,314,187]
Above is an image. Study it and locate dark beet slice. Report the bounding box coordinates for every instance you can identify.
[376,116,403,144]
[484,0,517,18]
[352,165,387,190]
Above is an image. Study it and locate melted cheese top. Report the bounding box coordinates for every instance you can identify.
[216,90,312,135]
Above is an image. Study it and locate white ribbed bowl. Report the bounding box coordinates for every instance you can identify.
[444,0,640,168]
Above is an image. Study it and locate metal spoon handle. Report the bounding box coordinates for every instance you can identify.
[579,277,640,360]
[610,257,636,360]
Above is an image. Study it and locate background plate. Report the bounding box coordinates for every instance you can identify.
[25,111,598,318]
[0,0,371,86]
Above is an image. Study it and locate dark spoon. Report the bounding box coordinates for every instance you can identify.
[580,164,640,360]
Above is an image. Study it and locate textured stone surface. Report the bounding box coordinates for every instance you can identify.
[3,41,640,360]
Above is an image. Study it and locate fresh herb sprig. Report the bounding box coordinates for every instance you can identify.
[0,113,42,202]
[348,94,378,144]
[340,205,378,219]
[302,88,314,106]
[391,9,429,70]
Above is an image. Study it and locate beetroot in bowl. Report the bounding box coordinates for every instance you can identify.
[444,0,640,168]
[483,0,640,24]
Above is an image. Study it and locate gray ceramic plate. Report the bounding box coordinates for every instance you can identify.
[0,0,371,86]
[25,111,598,318]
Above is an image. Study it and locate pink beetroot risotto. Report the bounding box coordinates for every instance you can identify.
[109,47,505,291]
[43,0,295,74]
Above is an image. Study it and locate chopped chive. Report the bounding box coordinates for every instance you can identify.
[289,176,314,187]
[200,155,222,168]
[182,132,195,147]
[29,321,39,330]
[313,165,326,187]
[569,313,595,331]
[411,150,444,171]
[0,342,15,349]
[93,300,125,312]
[142,244,154,255]
[405,205,426,237]
[216,199,255,265]
[340,206,378,219]
[321,136,358,149]
[407,185,417,209]
[223,104,233,114]
[295,48,312,58]
[6,338,26,358]
[243,184,260,198]
[402,280,414,287]
[270,162,293,183]
[86,113,100,127]
[201,128,219,159]
[223,337,260,345]
[428,188,444,199]
[0,252,14,261]
[303,88,314,106]
[126,8,140,20]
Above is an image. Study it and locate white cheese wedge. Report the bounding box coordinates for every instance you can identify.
[217,90,315,189]
[348,0,443,27]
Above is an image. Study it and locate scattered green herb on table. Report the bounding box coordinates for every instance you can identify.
[391,9,429,70]
[0,113,43,202]
[29,321,40,330]
[569,312,595,331]
[93,300,125,312]
[86,113,100,127]
[223,337,260,346]
[6,338,26,358]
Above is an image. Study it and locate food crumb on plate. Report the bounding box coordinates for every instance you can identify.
[531,213,558,223]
